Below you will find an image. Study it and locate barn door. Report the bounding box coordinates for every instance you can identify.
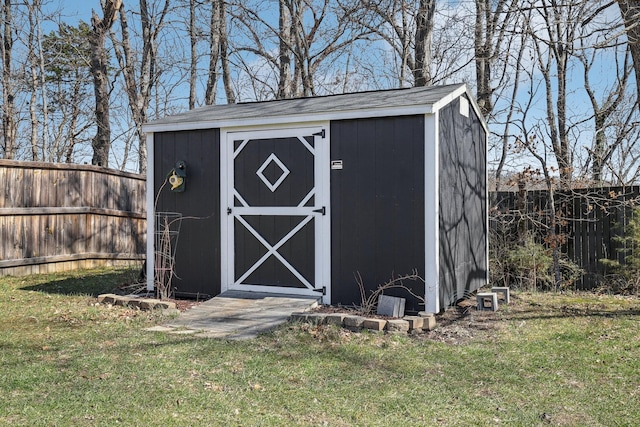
[223,126,330,301]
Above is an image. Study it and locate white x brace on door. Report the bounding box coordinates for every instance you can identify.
[221,125,330,302]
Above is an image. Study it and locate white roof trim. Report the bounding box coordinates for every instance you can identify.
[431,85,489,134]
[142,104,435,134]
[142,84,489,135]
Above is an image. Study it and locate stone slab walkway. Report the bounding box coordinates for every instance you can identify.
[148,291,320,340]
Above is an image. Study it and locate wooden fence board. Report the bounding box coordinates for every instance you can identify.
[492,185,640,289]
[0,160,146,276]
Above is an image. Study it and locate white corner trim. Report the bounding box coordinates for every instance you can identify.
[220,129,230,294]
[484,123,490,287]
[424,113,440,314]
[146,132,155,292]
[317,124,331,305]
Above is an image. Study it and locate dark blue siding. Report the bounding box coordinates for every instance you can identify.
[330,116,426,313]
[438,96,488,308]
[154,129,221,298]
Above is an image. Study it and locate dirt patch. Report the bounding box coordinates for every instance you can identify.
[311,294,514,345]
[421,297,506,344]
[163,298,204,312]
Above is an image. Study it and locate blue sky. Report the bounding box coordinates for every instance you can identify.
[49,1,94,25]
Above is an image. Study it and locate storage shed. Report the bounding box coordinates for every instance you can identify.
[142,84,487,313]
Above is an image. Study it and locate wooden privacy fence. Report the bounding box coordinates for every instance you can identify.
[0,160,146,276]
[491,185,640,289]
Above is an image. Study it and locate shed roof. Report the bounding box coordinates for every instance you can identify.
[143,83,483,133]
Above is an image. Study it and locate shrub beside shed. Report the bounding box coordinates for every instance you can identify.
[142,84,488,313]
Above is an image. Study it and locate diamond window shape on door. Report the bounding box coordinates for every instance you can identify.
[256,153,290,192]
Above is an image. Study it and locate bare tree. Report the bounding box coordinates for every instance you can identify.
[276,0,292,98]
[112,0,170,173]
[579,35,634,182]
[27,2,40,161]
[617,0,640,108]
[230,0,370,99]
[219,0,234,103]
[1,0,17,159]
[188,0,197,109]
[41,22,94,163]
[526,0,589,186]
[89,0,122,168]
[491,13,530,191]
[413,0,435,87]
[25,0,53,161]
[474,0,520,118]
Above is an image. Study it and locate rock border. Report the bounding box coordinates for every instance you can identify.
[290,311,436,334]
[97,293,179,315]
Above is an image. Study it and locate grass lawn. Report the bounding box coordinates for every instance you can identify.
[1,268,639,426]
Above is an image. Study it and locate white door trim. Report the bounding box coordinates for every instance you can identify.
[220,124,331,304]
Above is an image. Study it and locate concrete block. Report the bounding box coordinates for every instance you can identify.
[403,316,424,331]
[138,299,161,310]
[476,292,499,311]
[385,319,409,333]
[377,295,406,317]
[418,311,436,319]
[304,313,327,325]
[97,294,118,304]
[343,315,365,330]
[114,296,135,307]
[325,313,347,326]
[422,316,436,331]
[155,300,177,310]
[363,318,387,331]
[290,312,307,322]
[491,287,510,304]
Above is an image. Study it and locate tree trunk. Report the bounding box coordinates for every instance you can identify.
[188,0,197,109]
[1,0,17,159]
[65,77,83,163]
[618,0,640,109]
[219,0,235,103]
[113,0,169,173]
[277,0,292,99]
[28,13,39,161]
[89,0,121,168]
[204,0,221,105]
[413,0,435,87]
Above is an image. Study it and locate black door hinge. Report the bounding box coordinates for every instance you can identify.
[312,206,326,215]
[227,207,232,215]
[313,286,326,295]
[312,129,326,138]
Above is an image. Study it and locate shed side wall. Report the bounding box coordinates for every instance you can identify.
[330,116,425,312]
[438,96,488,307]
[154,129,221,297]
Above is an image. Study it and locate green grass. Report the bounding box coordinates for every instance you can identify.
[1,269,640,426]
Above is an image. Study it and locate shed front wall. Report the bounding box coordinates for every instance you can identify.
[153,129,221,297]
[330,115,426,313]
[438,95,488,308]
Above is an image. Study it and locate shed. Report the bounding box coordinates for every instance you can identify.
[142,84,488,313]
